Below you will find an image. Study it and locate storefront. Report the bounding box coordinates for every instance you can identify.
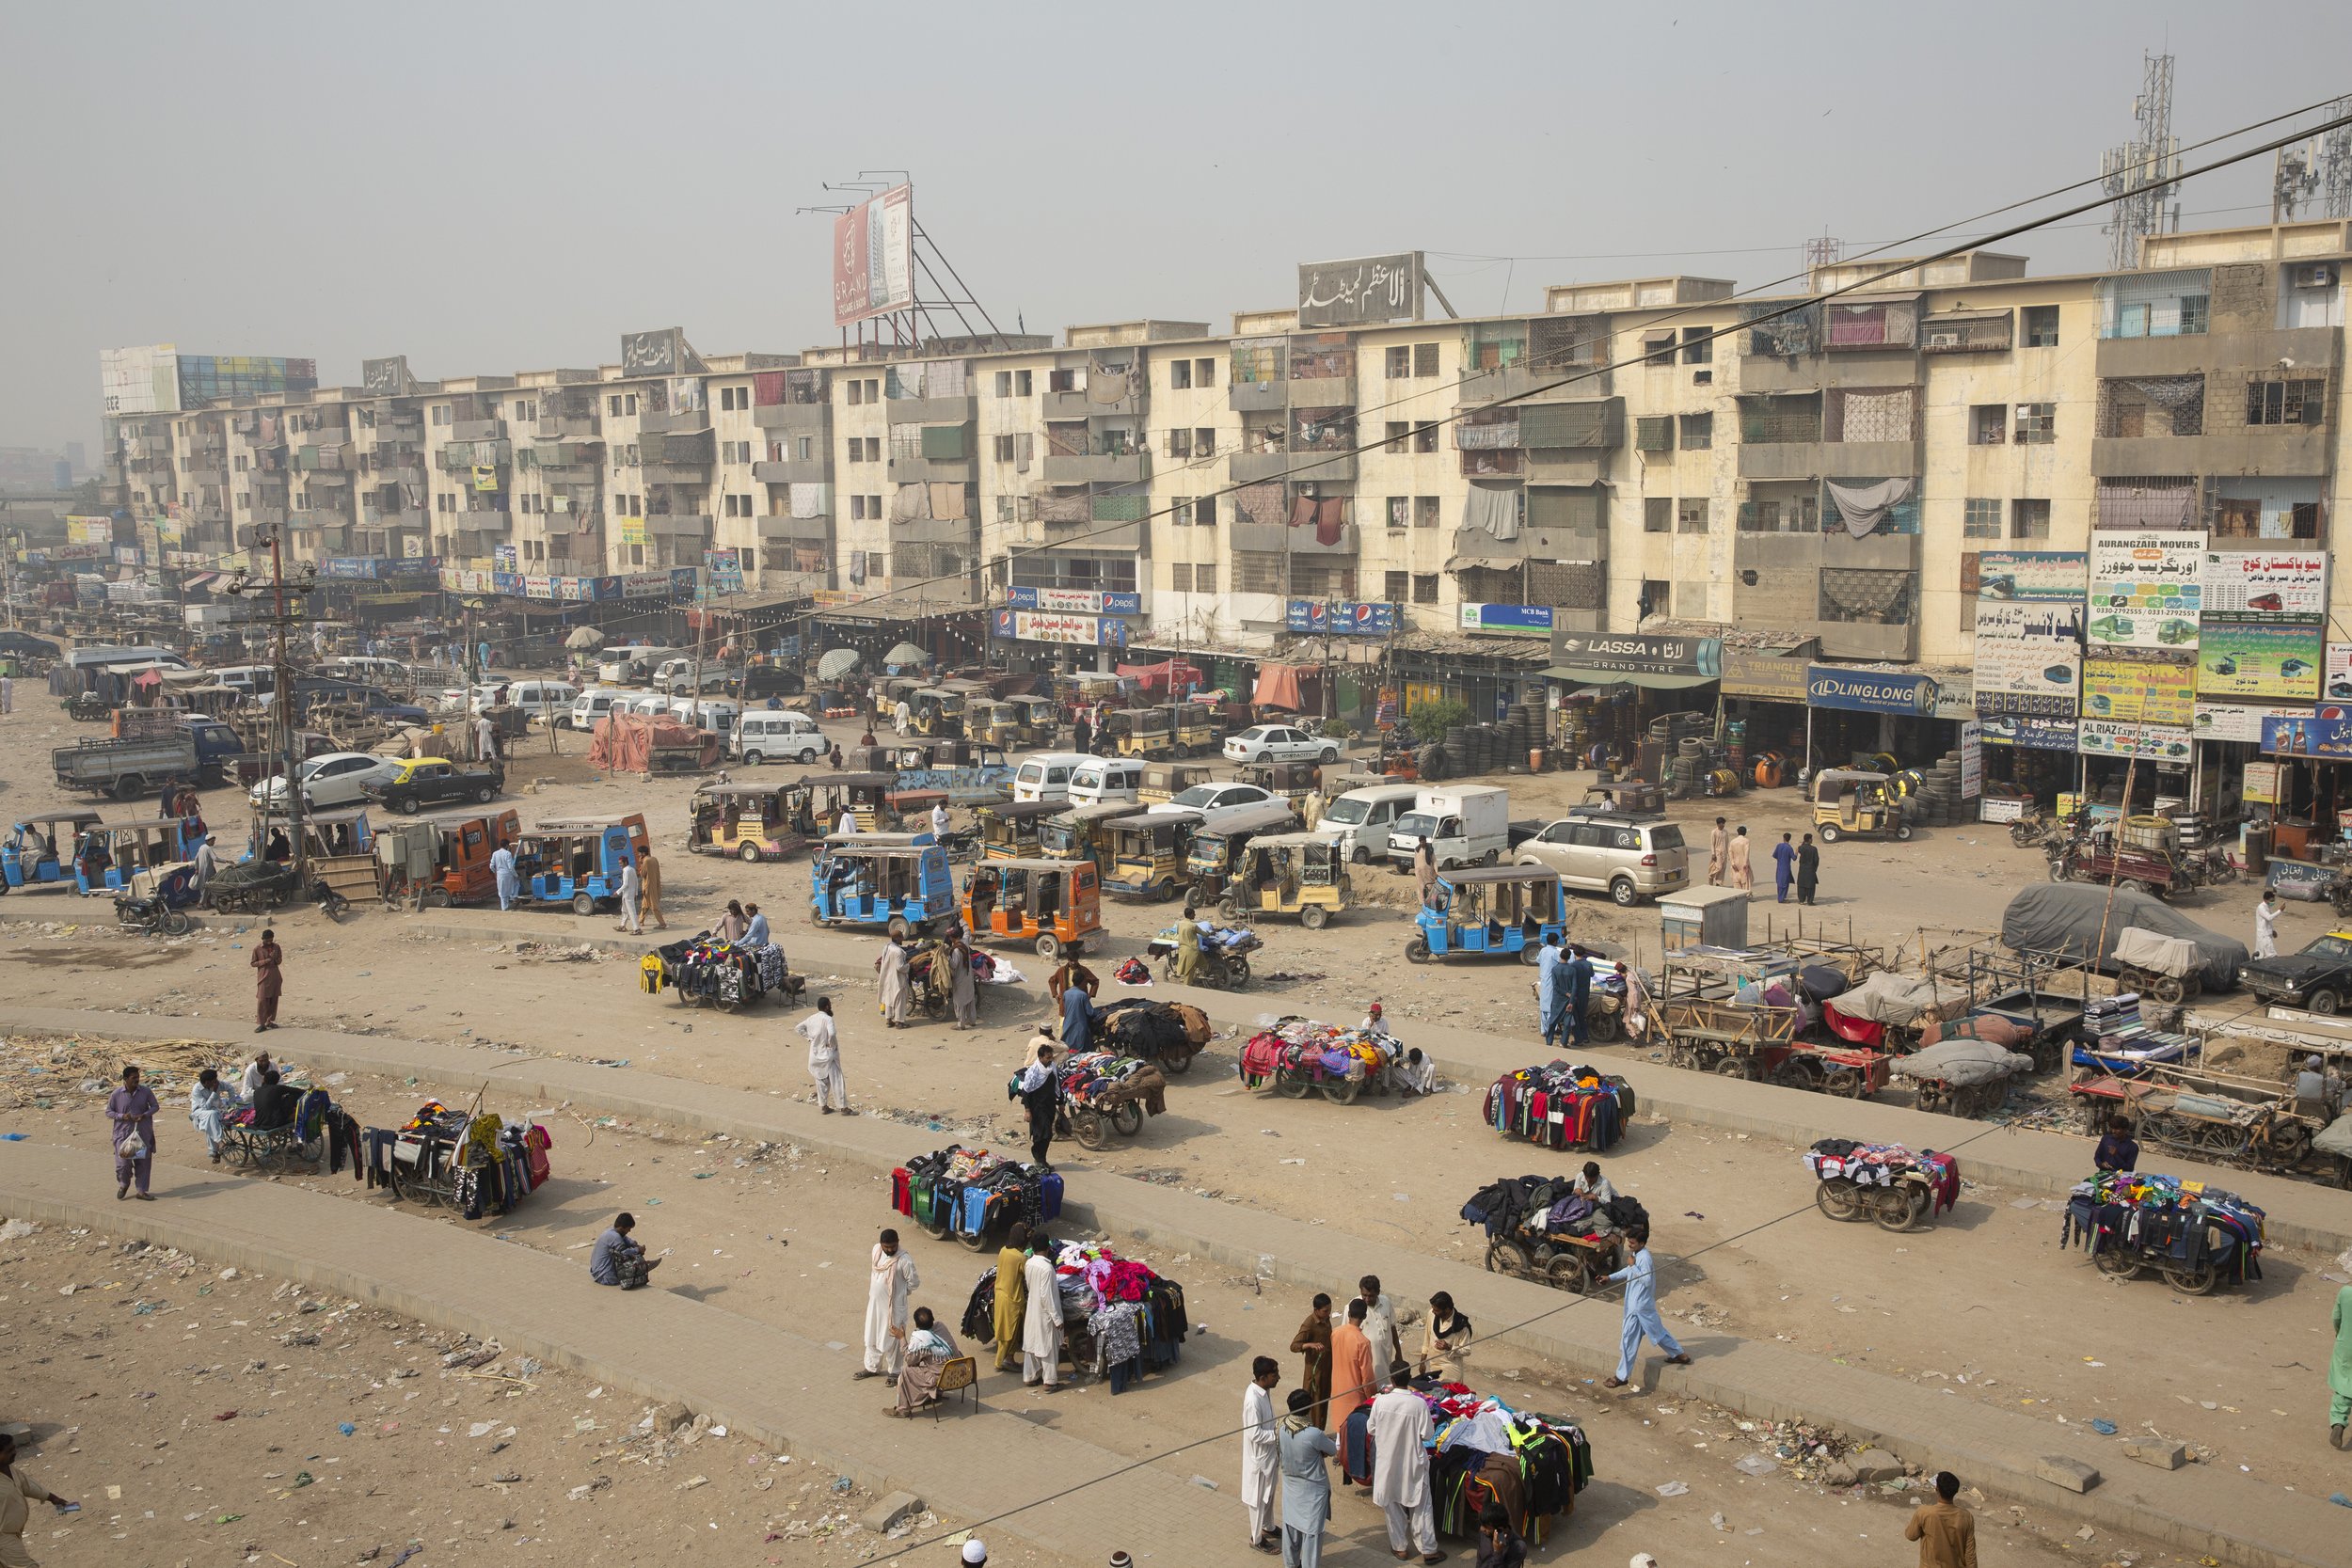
[1544,629,1723,768]
[1388,613,1551,733]
[2258,714,2352,866]
[989,588,1143,677]
[1803,664,1968,771]
[1718,646,1814,784]
[816,598,989,674]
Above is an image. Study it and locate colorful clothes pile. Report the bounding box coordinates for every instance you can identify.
[640,936,787,1004]
[1049,1240,1188,1391]
[1803,1139,1960,1215]
[1341,1382,1592,1544]
[1112,956,1152,986]
[1053,1051,1168,1117]
[892,1143,1063,1242]
[2060,1168,2265,1284]
[1485,1062,1634,1151]
[1238,1017,1393,1088]
[366,1103,552,1221]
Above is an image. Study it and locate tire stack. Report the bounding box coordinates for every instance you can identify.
[1419,740,1448,782]
[1906,750,1966,828]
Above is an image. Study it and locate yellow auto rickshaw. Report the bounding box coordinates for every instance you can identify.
[1007,694,1059,747]
[1184,800,1302,908]
[1114,706,1174,759]
[688,782,819,862]
[1170,704,1216,757]
[1238,758,1323,816]
[1102,808,1200,901]
[1137,761,1216,806]
[1038,800,1133,879]
[961,856,1103,959]
[909,687,965,739]
[970,700,1021,749]
[976,800,1060,861]
[809,772,902,834]
[1222,830,1352,929]
[1810,768,1914,845]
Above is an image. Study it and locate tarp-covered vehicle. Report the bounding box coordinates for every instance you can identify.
[2000,883,2244,992]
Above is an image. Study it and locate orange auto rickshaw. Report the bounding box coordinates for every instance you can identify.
[960,856,1103,959]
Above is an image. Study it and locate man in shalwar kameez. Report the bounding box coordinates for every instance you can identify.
[856,1228,920,1379]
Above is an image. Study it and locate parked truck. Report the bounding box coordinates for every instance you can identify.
[52,717,241,799]
[1387,783,1511,872]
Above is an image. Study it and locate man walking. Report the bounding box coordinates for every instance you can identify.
[1796,832,1820,906]
[108,1065,159,1201]
[876,935,913,1027]
[1290,1293,1333,1425]
[638,847,668,930]
[1015,1043,1057,1170]
[0,673,12,715]
[1564,944,1594,1048]
[930,797,950,842]
[614,856,643,934]
[1707,816,1728,886]
[1413,837,1438,909]
[1021,1237,1064,1390]
[250,927,284,1032]
[1729,826,1754,894]
[1368,1381,1444,1564]
[490,841,518,911]
[798,997,850,1113]
[856,1229,919,1380]
[1602,1224,1690,1388]
[1277,1387,1339,1568]
[1772,832,1797,903]
[1902,1471,1978,1567]
[1241,1355,1282,1554]
[2255,889,2281,959]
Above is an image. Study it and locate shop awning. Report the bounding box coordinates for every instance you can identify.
[1544,664,1717,690]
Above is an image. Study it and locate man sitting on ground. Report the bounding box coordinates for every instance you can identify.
[589,1212,661,1291]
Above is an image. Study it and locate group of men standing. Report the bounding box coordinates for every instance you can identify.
[1534,936,1592,1048]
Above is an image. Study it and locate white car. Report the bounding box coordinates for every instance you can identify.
[1152,781,1279,829]
[247,751,402,810]
[1223,724,1340,766]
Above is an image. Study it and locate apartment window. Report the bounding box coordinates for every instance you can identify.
[2247,378,2328,426]
[2010,499,2051,539]
[628,545,644,566]
[993,371,1012,397]
[624,394,639,415]
[1191,562,1216,594]
[1385,421,1410,454]
[867,494,881,518]
[1969,404,2008,445]
[1168,359,1192,390]
[847,381,865,405]
[1634,417,1673,452]
[718,387,736,411]
[1411,342,1438,378]
[1387,496,1410,530]
[2014,403,2056,444]
[1639,578,1670,617]
[1678,413,1713,450]
[518,400,536,421]
[433,405,452,425]
[234,455,246,472]
[1168,563,1192,592]
[1414,496,1439,529]
[1963,499,2003,538]
[1385,345,1411,378]
[1165,427,1194,458]
[851,494,869,520]
[1048,369,1077,394]
[1413,421,1439,453]
[1193,358,1214,388]
[1412,573,1438,604]
[437,492,454,514]
[1680,326,1713,365]
[1194,426,1215,457]
[1678,499,1710,533]
[793,436,813,461]
[1015,369,1032,396]
[1642,331,1677,367]
[1644,497,1672,533]
[236,493,248,510]
[2023,306,2059,348]
[993,435,1015,462]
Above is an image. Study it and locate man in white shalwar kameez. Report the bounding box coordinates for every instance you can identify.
[1367,1384,1440,1563]
[857,1230,919,1378]
[1020,1244,1064,1389]
[1241,1355,1282,1552]
[876,937,913,1027]
[797,998,850,1113]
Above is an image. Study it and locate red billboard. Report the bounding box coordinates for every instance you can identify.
[832,184,914,326]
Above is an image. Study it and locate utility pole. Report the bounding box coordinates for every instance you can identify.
[228,525,312,884]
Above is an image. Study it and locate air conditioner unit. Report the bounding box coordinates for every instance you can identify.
[2296,263,2337,288]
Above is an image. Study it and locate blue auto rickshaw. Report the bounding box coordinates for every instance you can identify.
[515,814,650,914]
[74,816,209,895]
[810,832,957,939]
[3,809,102,890]
[1406,864,1567,964]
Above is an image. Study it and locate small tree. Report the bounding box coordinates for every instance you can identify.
[1406,698,1471,746]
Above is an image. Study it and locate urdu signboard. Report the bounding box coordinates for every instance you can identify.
[1297,252,1425,329]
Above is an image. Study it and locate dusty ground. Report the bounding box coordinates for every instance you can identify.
[0,683,2336,1563]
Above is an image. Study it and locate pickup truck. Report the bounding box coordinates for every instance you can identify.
[365,757,504,816]
[52,718,240,799]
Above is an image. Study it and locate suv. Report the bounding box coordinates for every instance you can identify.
[1514,811,1689,906]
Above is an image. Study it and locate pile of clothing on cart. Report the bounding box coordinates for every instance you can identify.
[1054,1050,1168,1117]
[1484,1061,1636,1151]
[1238,1016,1393,1089]
[1460,1173,1647,1243]
[1339,1383,1593,1544]
[224,1085,365,1177]
[2073,994,2198,1074]
[1803,1138,1960,1215]
[893,1144,1063,1242]
[1097,998,1209,1062]
[361,1101,553,1221]
[638,931,800,1006]
[958,1239,1188,1394]
[2060,1168,2265,1283]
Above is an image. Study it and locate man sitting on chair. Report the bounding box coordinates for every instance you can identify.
[887,1305,962,1417]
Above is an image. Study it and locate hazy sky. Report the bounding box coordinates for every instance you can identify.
[4,2,2348,451]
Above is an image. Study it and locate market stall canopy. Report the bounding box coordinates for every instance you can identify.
[816,648,863,681]
[883,641,929,669]
[564,626,606,650]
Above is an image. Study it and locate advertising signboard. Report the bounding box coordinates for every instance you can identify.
[2201,548,2327,620]
[1972,599,2082,717]
[1297,252,1426,329]
[2262,715,2352,759]
[2194,620,2323,701]
[1978,715,2079,751]
[2081,650,2196,727]
[833,184,915,327]
[1285,600,1399,635]
[2192,704,2312,744]
[1719,653,1809,702]
[1459,602,1553,634]
[1974,550,2088,600]
[992,610,1128,647]
[1549,630,1722,679]
[2077,720,2194,760]
[1804,666,1942,716]
[1005,586,1143,616]
[2087,530,2205,648]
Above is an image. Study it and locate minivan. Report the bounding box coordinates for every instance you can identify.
[664,697,742,735]
[596,645,682,686]
[1066,758,1145,809]
[1311,783,1421,864]
[477,679,577,720]
[654,657,734,696]
[1514,810,1690,906]
[735,710,826,765]
[323,656,413,690]
[565,686,628,731]
[1013,751,1100,805]
[209,663,278,697]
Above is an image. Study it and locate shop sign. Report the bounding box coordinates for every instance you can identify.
[1979,797,2026,823]
[1976,550,2087,601]
[67,515,112,546]
[113,545,143,566]
[993,609,1127,647]
[1550,630,1722,678]
[705,550,743,594]
[2087,530,2205,649]
[2194,620,2323,702]
[1719,652,1808,702]
[1459,602,1553,634]
[2242,761,2280,804]
[45,543,110,562]
[2201,548,2327,621]
[1286,599,1399,635]
[1804,665,1942,716]
[521,575,554,601]
[493,545,518,572]
[1972,599,2082,717]
[1006,586,1142,616]
[2267,857,2335,896]
[620,572,672,600]
[2081,650,2196,727]
[2326,643,2352,701]
[2193,703,2312,744]
[1959,720,1982,798]
[2077,720,2193,761]
[2262,714,2352,759]
[490,571,520,596]
[1978,715,2078,751]
[1931,677,1979,721]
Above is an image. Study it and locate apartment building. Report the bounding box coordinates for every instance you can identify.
[97,216,2352,682]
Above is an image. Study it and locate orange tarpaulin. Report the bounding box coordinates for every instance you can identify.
[1251,663,1305,710]
[589,714,721,773]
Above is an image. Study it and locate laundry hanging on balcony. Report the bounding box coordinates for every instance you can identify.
[1234,483,1286,529]
[928,483,968,521]
[892,484,932,522]
[1825,478,1915,539]
[1286,497,1347,546]
[1464,482,1522,542]
[788,483,828,519]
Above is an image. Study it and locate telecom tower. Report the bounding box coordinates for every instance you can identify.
[2101,52,2182,269]
[2272,96,2352,222]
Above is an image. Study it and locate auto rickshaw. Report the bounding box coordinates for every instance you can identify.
[689,781,819,862]
[1007,694,1059,747]
[3,809,103,890]
[295,805,382,910]
[961,856,1103,958]
[1810,768,1915,845]
[976,800,1060,861]
[1137,761,1216,806]
[514,814,651,915]
[970,700,1022,749]
[808,772,902,833]
[74,816,209,895]
[1238,758,1324,816]
[1406,865,1567,963]
[374,809,521,908]
[810,832,958,939]
[1113,706,1174,759]
[1103,808,1200,900]
[908,687,965,738]
[1170,704,1217,757]
[1184,800,1303,908]
[1221,830,1352,929]
[1039,800,1132,879]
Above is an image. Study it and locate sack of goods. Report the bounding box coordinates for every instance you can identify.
[1054,1050,1168,1117]
[2060,1168,2266,1284]
[1098,998,1210,1056]
[1486,1062,1636,1151]
[892,1143,1063,1239]
[1340,1384,1593,1544]
[1802,1138,1960,1214]
[1238,1017,1393,1088]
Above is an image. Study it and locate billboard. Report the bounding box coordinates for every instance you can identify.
[2194,620,2323,701]
[1804,665,1942,716]
[2201,548,2326,621]
[101,344,178,415]
[1005,586,1142,616]
[2328,642,2352,701]
[2193,703,2312,743]
[2081,650,2196,727]
[1975,550,2087,601]
[1549,630,1723,679]
[1719,653,1809,703]
[2087,530,2205,649]
[1286,599,1400,636]
[2264,714,2352,759]
[620,328,684,377]
[1459,602,1553,634]
[1978,715,2079,751]
[992,609,1127,647]
[1972,599,2082,717]
[361,355,417,397]
[1297,252,1425,329]
[833,184,915,327]
[2078,720,2194,761]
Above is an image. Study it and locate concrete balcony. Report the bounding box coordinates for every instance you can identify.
[452,418,507,442]
[887,455,975,484]
[642,464,709,486]
[1232,520,1359,556]
[2091,427,2331,479]
[1737,439,1920,481]
[1449,519,1606,562]
[1733,530,1920,573]
[1229,450,1301,483]
[1817,621,1919,661]
[186,467,227,488]
[642,429,714,465]
[894,514,977,547]
[1456,363,1614,404]
[645,513,713,538]
[1229,379,1287,414]
[752,402,828,434]
[637,408,711,436]
[757,514,831,543]
[287,508,351,531]
[1040,451,1150,485]
[538,463,600,484]
[2093,325,2338,380]
[1041,389,1094,420]
[1287,449,1356,483]
[1288,373,1355,408]
[885,395,977,427]
[302,467,353,485]
[1739,349,1918,393]
[534,415,602,441]
[753,459,831,486]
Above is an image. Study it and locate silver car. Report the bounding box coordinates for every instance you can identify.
[1515,812,1690,907]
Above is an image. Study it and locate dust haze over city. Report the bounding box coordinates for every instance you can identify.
[8,6,2352,1568]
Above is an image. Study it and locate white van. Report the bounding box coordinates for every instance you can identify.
[653,657,734,696]
[565,686,628,731]
[209,663,278,697]
[596,645,682,686]
[1013,751,1100,805]
[735,710,826,765]
[1311,783,1422,864]
[1067,758,1145,809]
[665,697,742,735]
[486,679,577,721]
[324,656,412,689]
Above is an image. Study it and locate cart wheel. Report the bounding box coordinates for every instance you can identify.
[1823,1066,1868,1100]
[1869,1186,1916,1232]
[1109,1101,1144,1137]
[1035,933,1061,960]
[1915,1080,1947,1114]
[1228,956,1251,988]
[1519,941,1545,965]
[1162,1046,1197,1077]
[1274,1071,1311,1099]
[2150,974,2185,1004]
[1712,1056,1755,1081]
[1544,1252,1593,1294]
[957,1221,995,1252]
[921,1201,952,1241]
[2047,859,2072,881]
[1406,936,1431,964]
[1484,1239,1534,1278]
[2123,879,2157,899]
[1814,1177,1862,1222]
[887,917,911,942]
[2162,1259,2219,1295]
[1584,1005,1623,1045]
[1071,1110,1107,1151]
[1299,904,1328,930]
[1323,1075,1362,1106]
[2093,1247,2141,1280]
